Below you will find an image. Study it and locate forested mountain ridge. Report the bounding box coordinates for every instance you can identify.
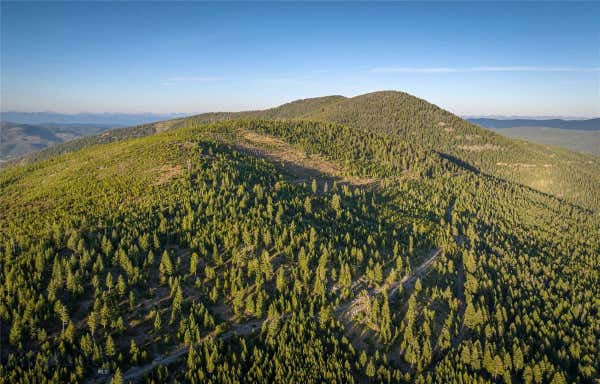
[0,112,598,383]
[287,91,599,212]
[10,91,598,211]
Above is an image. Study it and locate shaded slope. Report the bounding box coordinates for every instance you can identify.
[297,91,600,210]
[181,90,600,210]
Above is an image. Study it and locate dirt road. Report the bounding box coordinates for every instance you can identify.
[98,247,443,383]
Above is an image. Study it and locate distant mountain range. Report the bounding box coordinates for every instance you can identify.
[468,118,600,131]
[0,111,189,126]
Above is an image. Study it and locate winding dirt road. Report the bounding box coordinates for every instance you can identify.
[96,247,444,383]
[338,247,442,318]
[113,318,265,383]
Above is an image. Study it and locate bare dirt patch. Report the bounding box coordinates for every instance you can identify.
[463,134,480,141]
[154,164,182,185]
[178,141,197,150]
[438,121,454,132]
[238,130,377,186]
[153,119,182,133]
[496,162,539,168]
[459,143,503,152]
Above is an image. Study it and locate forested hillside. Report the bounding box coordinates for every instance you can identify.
[16,91,597,211]
[0,114,598,383]
[295,92,599,212]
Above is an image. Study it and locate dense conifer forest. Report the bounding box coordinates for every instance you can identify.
[0,92,598,383]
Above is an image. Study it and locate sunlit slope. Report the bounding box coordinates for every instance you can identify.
[4,96,344,167]
[0,120,446,382]
[0,119,598,383]
[6,91,600,211]
[187,95,346,123]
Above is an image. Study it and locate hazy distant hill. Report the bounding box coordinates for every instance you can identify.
[0,121,111,161]
[0,111,188,126]
[468,117,600,131]
[468,117,600,156]
[488,126,600,156]
[0,112,192,161]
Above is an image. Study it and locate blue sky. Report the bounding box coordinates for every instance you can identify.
[1,2,599,117]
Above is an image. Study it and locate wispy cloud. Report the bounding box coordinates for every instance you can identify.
[167,76,223,82]
[369,66,600,74]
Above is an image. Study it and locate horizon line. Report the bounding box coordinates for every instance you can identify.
[1,110,598,121]
[370,66,600,74]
